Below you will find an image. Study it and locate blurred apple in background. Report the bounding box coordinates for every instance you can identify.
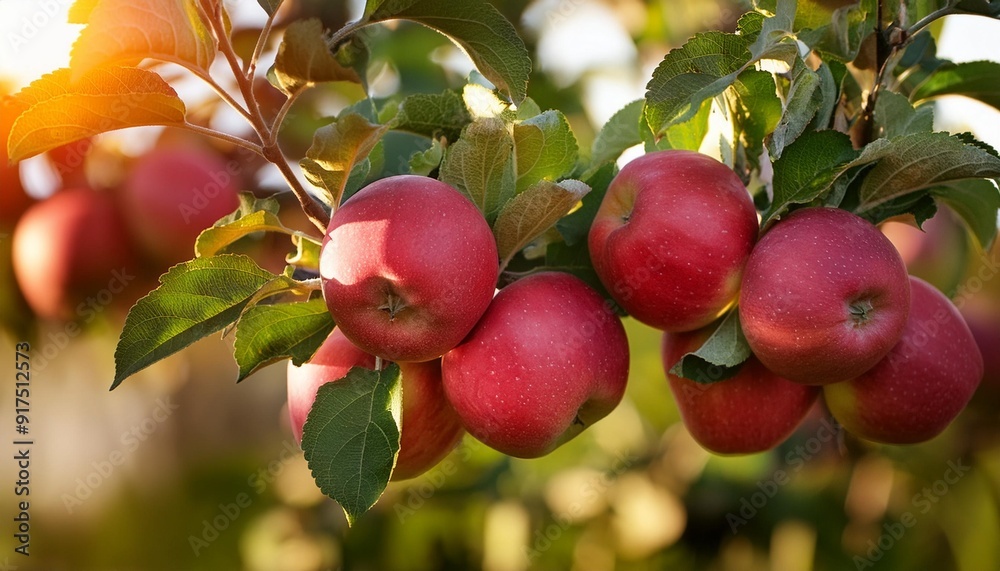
[120,147,241,267]
[287,328,464,481]
[881,206,970,295]
[11,187,137,321]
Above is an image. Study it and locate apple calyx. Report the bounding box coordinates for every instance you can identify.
[848,298,875,324]
[377,291,408,321]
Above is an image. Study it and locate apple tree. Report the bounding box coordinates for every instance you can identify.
[5,0,1000,527]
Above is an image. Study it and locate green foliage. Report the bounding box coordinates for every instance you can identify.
[302,365,403,526]
[111,255,285,389]
[668,311,752,383]
[233,298,335,382]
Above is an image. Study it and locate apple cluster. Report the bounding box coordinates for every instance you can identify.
[290,149,986,481]
[288,175,631,480]
[587,150,984,455]
[8,146,240,322]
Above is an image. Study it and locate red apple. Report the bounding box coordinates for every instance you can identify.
[662,328,820,454]
[320,175,498,362]
[824,277,983,444]
[12,187,136,321]
[120,147,241,265]
[287,328,465,481]
[739,207,910,384]
[588,150,758,332]
[441,272,630,458]
[961,298,1000,395]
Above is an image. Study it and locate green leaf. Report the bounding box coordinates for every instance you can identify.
[591,100,643,166]
[797,0,876,62]
[728,68,782,169]
[300,113,389,209]
[112,255,280,389]
[289,234,322,270]
[364,0,530,103]
[494,180,590,265]
[463,82,515,120]
[644,31,751,134]
[196,210,295,258]
[856,132,1000,213]
[409,138,443,176]
[956,0,1000,17]
[912,60,1000,112]
[642,99,713,153]
[255,0,282,16]
[439,117,516,223]
[856,192,939,228]
[273,19,361,94]
[543,240,614,307]
[763,130,859,227]
[769,57,821,159]
[933,179,1000,249]
[668,311,751,382]
[643,3,795,136]
[233,298,335,382]
[874,91,934,139]
[302,365,402,526]
[513,110,578,193]
[556,163,616,246]
[391,90,471,142]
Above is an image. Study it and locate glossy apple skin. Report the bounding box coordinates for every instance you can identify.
[739,207,910,384]
[824,277,983,444]
[286,329,464,481]
[441,272,630,458]
[662,328,820,454]
[12,188,135,321]
[121,148,241,265]
[320,175,498,362]
[588,150,758,332]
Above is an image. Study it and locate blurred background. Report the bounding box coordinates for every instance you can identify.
[1,0,1000,570]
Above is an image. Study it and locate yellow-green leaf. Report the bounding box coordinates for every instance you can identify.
[494,179,590,264]
[8,66,186,162]
[70,0,217,80]
[300,113,388,209]
[273,19,361,95]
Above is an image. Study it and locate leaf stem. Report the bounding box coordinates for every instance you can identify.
[268,87,304,146]
[327,19,370,49]
[246,0,283,79]
[204,0,331,234]
[179,122,264,155]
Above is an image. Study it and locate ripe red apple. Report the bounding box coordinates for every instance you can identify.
[961,298,1000,395]
[739,207,910,384]
[824,277,983,444]
[662,328,820,454]
[12,187,136,321]
[588,150,758,332]
[287,328,465,481]
[441,272,630,458]
[120,147,241,265]
[320,175,498,362]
